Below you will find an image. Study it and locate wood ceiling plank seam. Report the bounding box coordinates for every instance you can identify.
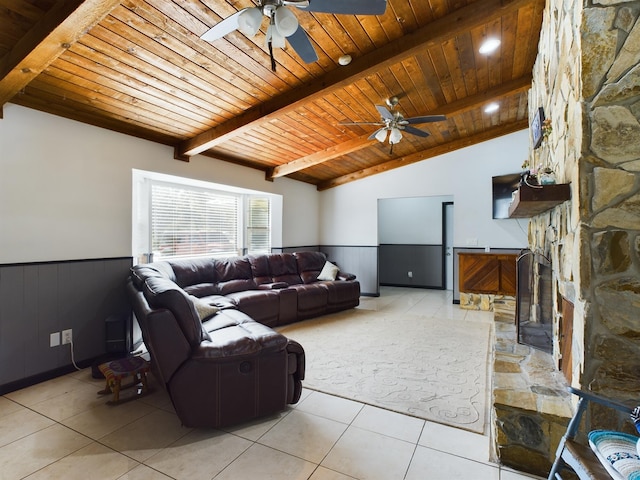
[279,110,336,149]
[516,91,528,119]
[302,105,358,145]
[128,0,292,96]
[484,17,504,88]
[75,33,234,120]
[43,61,207,132]
[57,50,218,126]
[511,3,539,79]
[355,13,389,49]
[16,82,189,139]
[177,0,537,156]
[398,57,432,114]
[415,51,448,107]
[67,42,226,123]
[104,10,262,110]
[303,97,360,137]
[426,0,449,20]
[359,73,395,111]
[331,16,373,54]
[469,24,490,93]
[331,86,377,126]
[441,37,468,102]
[11,94,180,145]
[0,0,121,106]
[316,118,529,190]
[86,24,248,117]
[498,10,518,82]
[456,31,479,98]
[254,121,320,156]
[405,0,435,26]
[36,74,199,137]
[426,44,457,104]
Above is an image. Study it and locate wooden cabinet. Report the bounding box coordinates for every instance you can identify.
[458,253,517,295]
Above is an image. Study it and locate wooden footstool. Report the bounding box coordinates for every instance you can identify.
[98,356,150,405]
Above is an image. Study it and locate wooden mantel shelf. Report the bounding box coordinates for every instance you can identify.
[508,183,571,218]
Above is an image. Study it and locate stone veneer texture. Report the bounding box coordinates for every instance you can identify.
[529,0,640,399]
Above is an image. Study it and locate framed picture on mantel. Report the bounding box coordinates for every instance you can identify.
[531,107,545,149]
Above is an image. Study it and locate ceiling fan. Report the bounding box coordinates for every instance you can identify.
[200,0,387,70]
[340,97,447,153]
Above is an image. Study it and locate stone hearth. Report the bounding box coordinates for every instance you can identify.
[490,300,572,477]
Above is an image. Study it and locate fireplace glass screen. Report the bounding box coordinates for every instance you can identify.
[516,250,553,353]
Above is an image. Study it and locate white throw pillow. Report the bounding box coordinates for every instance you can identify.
[317,261,339,281]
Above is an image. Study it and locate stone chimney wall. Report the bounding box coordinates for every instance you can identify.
[528,0,640,411]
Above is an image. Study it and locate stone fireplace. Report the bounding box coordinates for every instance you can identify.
[491,0,640,475]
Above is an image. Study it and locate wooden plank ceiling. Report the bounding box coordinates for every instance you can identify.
[0,0,543,190]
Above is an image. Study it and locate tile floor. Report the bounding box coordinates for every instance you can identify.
[0,288,543,480]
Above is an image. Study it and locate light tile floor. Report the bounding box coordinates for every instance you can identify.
[0,287,543,480]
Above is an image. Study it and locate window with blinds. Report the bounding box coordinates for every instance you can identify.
[246,196,270,254]
[150,183,270,260]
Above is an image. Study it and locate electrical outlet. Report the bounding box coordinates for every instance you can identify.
[50,332,60,347]
[408,271,413,278]
[62,329,72,345]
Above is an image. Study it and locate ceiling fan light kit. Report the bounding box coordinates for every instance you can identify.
[200,0,388,70]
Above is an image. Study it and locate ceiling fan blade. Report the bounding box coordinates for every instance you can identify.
[303,0,387,15]
[403,126,431,138]
[405,115,447,124]
[200,9,248,42]
[375,105,394,121]
[287,25,319,63]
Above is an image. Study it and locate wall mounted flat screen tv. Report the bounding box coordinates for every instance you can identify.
[492,173,522,219]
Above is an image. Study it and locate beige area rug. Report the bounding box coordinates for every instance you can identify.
[278,308,492,434]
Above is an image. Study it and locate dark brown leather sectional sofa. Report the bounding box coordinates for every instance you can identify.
[126,251,360,428]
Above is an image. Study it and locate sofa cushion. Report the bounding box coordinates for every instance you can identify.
[130,263,174,289]
[184,283,219,297]
[317,261,339,281]
[249,255,272,285]
[215,257,257,293]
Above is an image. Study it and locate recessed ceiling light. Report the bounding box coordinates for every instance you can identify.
[484,102,500,113]
[479,38,501,55]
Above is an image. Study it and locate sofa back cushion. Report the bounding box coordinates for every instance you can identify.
[248,255,271,285]
[295,251,327,284]
[268,253,303,285]
[214,257,257,294]
[142,276,205,348]
[168,258,215,286]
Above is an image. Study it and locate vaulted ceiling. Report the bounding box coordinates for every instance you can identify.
[0,0,543,190]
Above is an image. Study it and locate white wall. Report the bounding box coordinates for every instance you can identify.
[320,130,530,249]
[378,195,453,244]
[0,104,319,263]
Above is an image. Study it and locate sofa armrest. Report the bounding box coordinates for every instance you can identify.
[257,282,289,290]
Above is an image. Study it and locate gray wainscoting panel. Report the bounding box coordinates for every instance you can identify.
[379,244,444,288]
[321,246,379,297]
[0,257,132,389]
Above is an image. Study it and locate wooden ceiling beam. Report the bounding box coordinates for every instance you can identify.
[267,75,532,179]
[316,119,530,191]
[175,0,537,159]
[0,0,121,107]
